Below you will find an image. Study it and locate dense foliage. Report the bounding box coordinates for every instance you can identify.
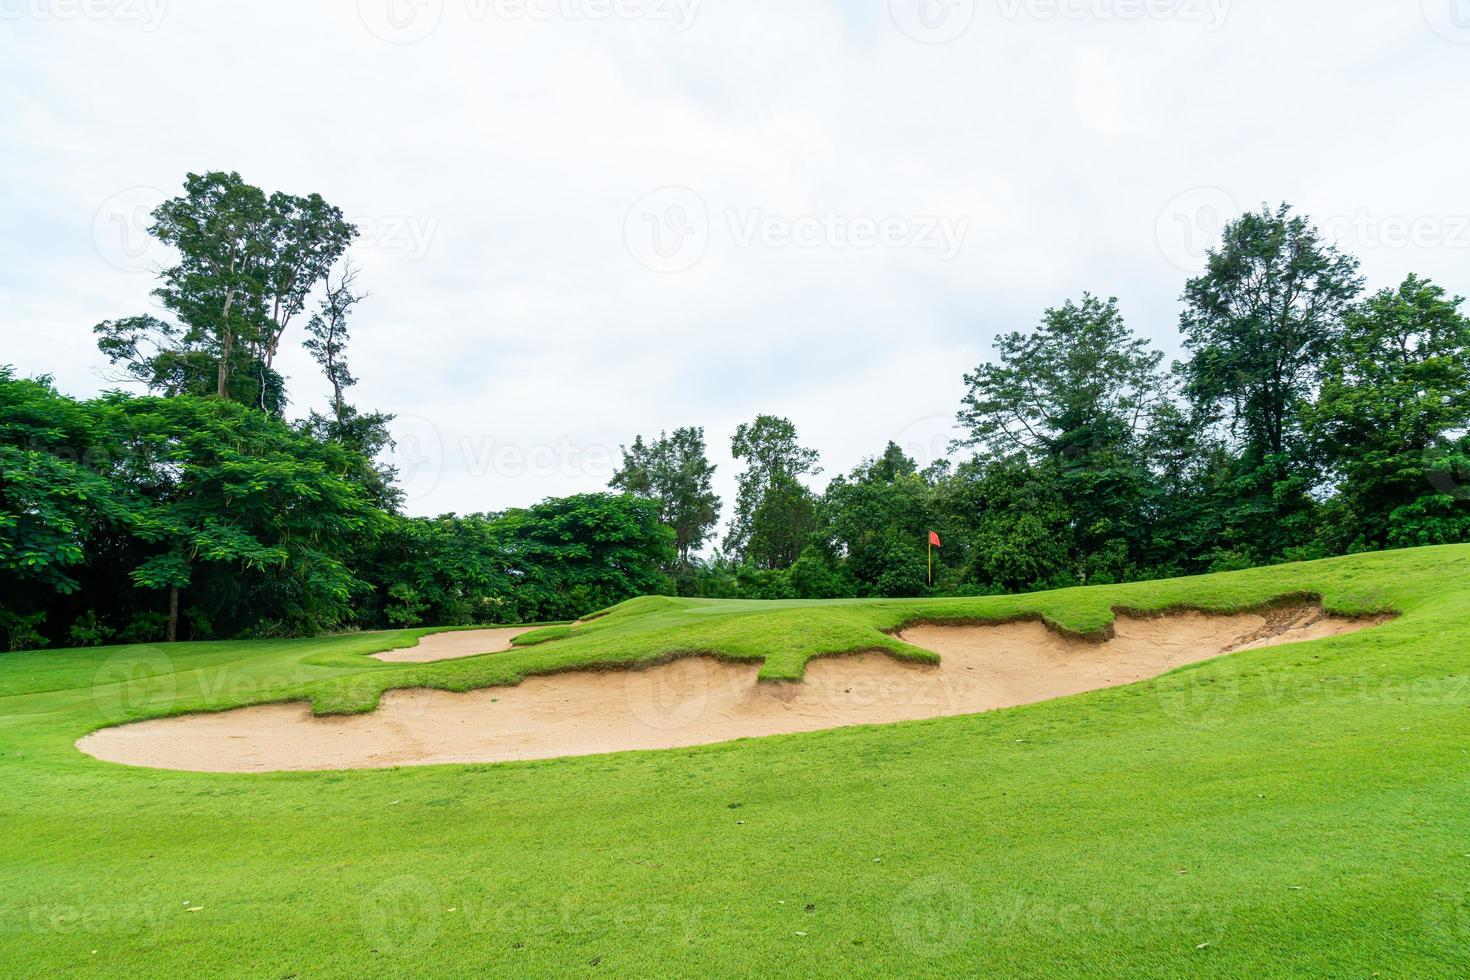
[638,205,1470,601]
[4,184,1469,646]
[0,371,672,648]
[0,171,675,649]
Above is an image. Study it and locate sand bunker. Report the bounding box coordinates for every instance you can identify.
[371,627,537,664]
[78,606,1381,772]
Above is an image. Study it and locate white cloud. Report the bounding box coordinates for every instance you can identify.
[2,0,1466,536]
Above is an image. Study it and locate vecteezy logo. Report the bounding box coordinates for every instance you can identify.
[1154,656,1242,730]
[357,0,444,44]
[1155,186,1240,273]
[92,186,169,274]
[1423,440,1470,500]
[889,0,976,44]
[1424,888,1470,946]
[1423,0,1470,43]
[892,414,965,472]
[623,660,711,731]
[388,413,446,507]
[624,187,710,273]
[890,876,975,957]
[360,876,443,956]
[92,647,177,724]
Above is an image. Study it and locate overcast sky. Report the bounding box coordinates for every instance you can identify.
[4,0,1468,531]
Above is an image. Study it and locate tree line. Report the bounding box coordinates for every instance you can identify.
[2,174,1467,648]
[616,206,1470,598]
[1,172,672,649]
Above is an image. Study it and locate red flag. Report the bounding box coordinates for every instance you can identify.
[928,531,942,548]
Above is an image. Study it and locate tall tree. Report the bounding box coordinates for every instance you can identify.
[1310,275,1470,549]
[1176,204,1363,560]
[1179,204,1363,462]
[148,171,270,402]
[724,415,820,569]
[303,262,363,423]
[957,294,1168,582]
[297,261,400,511]
[95,171,356,414]
[610,427,721,567]
[958,294,1166,464]
[256,191,357,407]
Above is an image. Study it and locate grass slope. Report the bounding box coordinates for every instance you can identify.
[1,545,1468,977]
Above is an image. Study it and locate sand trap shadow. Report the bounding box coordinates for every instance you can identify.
[77,606,1385,772]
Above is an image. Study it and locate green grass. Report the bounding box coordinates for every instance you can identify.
[2,545,1469,977]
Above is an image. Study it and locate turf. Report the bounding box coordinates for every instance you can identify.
[2,545,1468,977]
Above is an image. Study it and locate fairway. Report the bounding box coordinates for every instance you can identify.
[4,545,1469,976]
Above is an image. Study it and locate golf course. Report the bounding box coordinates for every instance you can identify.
[9,5,1470,976]
[4,545,1468,976]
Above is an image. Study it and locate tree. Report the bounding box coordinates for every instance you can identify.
[303,262,364,424]
[494,494,675,620]
[724,415,820,569]
[939,457,1074,592]
[957,294,1167,582]
[868,441,919,482]
[301,406,401,513]
[1176,204,1363,561]
[958,294,1166,464]
[814,444,933,597]
[610,427,721,567]
[94,314,287,413]
[0,370,138,597]
[255,191,357,405]
[370,514,511,627]
[0,371,392,644]
[1310,276,1470,550]
[148,171,270,402]
[1179,204,1363,463]
[95,171,356,414]
[298,261,401,511]
[742,478,818,571]
[112,395,387,640]
[1132,400,1240,575]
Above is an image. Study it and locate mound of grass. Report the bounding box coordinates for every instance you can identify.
[304,548,1405,716]
[1,545,1467,976]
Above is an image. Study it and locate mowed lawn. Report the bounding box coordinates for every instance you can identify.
[2,546,1469,977]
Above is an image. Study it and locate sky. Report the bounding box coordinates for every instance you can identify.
[3,0,1468,533]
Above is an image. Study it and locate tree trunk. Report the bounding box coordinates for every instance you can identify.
[166,585,180,643]
[217,286,237,399]
[216,330,231,398]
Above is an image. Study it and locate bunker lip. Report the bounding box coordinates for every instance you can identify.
[883,591,1390,644]
[76,605,1389,773]
[371,626,538,664]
